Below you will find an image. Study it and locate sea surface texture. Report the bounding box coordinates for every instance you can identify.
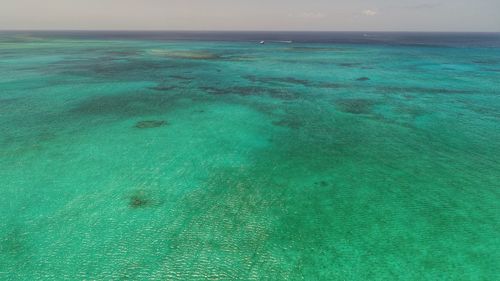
[1,32,499,280]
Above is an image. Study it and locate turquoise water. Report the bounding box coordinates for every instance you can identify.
[1,32,499,280]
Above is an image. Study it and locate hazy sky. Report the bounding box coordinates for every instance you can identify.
[1,0,499,31]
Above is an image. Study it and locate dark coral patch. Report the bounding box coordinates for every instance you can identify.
[315,82,342,89]
[376,86,471,95]
[335,99,377,115]
[244,75,312,87]
[472,59,500,65]
[0,97,22,105]
[272,119,302,129]
[314,181,329,187]
[339,63,361,67]
[200,86,300,101]
[129,195,149,208]
[244,75,342,90]
[71,92,178,117]
[53,57,200,81]
[356,77,370,81]
[134,120,167,129]
[267,89,301,101]
[148,86,176,91]
[170,75,193,81]
[201,86,261,96]
[272,77,311,86]
[2,229,24,255]
[128,191,158,209]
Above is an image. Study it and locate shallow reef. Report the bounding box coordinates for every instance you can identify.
[128,190,159,208]
[71,92,180,117]
[335,98,377,115]
[339,62,362,67]
[170,75,193,81]
[244,75,343,90]
[148,86,177,91]
[356,77,370,81]
[200,85,301,101]
[376,85,473,95]
[287,46,350,52]
[314,181,329,187]
[244,75,312,86]
[272,119,303,129]
[134,120,167,129]
[51,57,200,81]
[150,49,221,60]
[2,32,499,281]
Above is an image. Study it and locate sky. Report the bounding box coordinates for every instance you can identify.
[1,0,499,32]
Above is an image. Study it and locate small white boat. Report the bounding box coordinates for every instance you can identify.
[260,41,265,44]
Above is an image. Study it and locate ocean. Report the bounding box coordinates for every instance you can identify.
[1,31,499,280]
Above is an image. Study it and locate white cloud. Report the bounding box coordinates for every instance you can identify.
[362,9,378,16]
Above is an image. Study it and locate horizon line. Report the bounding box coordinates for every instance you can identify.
[1,29,499,34]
